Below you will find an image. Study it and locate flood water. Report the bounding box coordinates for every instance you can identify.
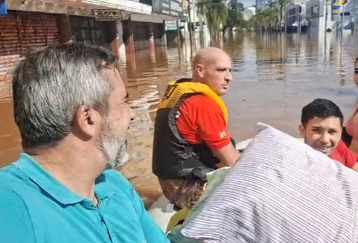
[125,31,358,142]
[1,31,358,207]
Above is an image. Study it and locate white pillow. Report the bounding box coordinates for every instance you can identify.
[181,122,358,243]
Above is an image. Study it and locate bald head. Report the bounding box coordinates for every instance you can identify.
[192,47,232,96]
[193,47,230,67]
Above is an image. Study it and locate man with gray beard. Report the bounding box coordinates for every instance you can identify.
[0,43,170,243]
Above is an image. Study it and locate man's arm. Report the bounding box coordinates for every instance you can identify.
[112,171,169,243]
[176,96,240,167]
[196,102,240,167]
[130,186,170,243]
[213,142,240,167]
[0,187,36,243]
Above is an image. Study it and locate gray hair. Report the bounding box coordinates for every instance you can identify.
[12,43,118,150]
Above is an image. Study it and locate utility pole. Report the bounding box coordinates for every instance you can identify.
[187,0,193,44]
[338,0,348,36]
[341,3,345,36]
[297,5,301,35]
[283,6,287,33]
[324,0,328,33]
[187,0,193,56]
[324,0,328,59]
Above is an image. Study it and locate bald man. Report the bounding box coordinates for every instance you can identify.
[152,47,240,209]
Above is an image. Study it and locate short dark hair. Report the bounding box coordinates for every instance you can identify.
[301,98,344,127]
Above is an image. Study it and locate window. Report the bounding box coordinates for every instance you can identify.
[70,16,111,50]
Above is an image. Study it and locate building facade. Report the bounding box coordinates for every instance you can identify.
[0,0,183,83]
[305,0,335,34]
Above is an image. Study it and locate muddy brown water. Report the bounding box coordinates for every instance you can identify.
[1,32,358,208]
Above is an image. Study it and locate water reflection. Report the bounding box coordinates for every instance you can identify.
[1,32,358,167]
[225,32,357,141]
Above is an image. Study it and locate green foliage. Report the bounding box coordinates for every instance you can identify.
[227,0,246,27]
[246,0,292,30]
[197,0,229,34]
[196,0,249,33]
[194,0,294,32]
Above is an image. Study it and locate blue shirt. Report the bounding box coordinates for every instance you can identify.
[0,153,170,243]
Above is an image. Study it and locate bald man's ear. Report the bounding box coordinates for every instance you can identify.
[195,64,205,78]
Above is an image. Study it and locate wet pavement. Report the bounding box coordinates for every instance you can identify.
[1,31,358,207]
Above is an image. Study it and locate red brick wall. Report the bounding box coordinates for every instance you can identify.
[0,11,59,82]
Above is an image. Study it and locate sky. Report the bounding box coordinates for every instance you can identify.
[239,0,256,7]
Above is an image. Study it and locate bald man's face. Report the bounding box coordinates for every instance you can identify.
[194,52,232,96]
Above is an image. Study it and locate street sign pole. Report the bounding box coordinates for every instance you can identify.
[341,4,344,35]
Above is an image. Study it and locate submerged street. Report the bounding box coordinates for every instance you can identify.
[1,31,358,206]
[123,31,358,140]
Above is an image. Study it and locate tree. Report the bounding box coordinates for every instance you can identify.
[197,0,228,37]
[277,0,292,32]
[247,0,291,31]
[227,0,245,27]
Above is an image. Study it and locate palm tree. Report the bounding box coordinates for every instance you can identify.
[247,0,291,32]
[277,0,292,32]
[197,0,228,37]
[267,2,281,30]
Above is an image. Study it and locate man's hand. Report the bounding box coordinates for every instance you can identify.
[213,142,240,167]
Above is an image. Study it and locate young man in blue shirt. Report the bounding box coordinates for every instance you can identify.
[0,43,170,243]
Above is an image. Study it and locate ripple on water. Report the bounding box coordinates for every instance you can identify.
[2,33,358,208]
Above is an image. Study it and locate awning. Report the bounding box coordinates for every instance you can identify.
[6,0,152,16]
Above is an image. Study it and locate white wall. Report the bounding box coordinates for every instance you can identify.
[306,0,335,33]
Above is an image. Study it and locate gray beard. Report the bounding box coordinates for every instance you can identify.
[99,121,130,170]
[106,146,130,170]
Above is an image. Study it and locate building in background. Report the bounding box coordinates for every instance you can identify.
[305,0,335,38]
[0,0,184,83]
[286,4,307,32]
[335,0,354,32]
[165,0,209,42]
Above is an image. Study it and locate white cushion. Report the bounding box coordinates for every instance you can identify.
[180,122,358,243]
